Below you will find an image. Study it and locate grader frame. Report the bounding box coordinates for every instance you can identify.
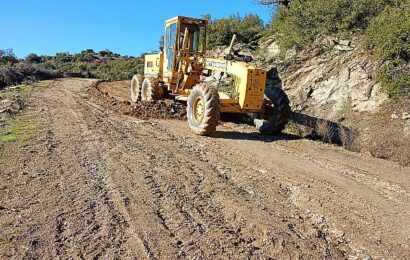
[131,16,290,136]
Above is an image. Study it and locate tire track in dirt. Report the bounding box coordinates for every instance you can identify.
[77,108,346,258]
[1,79,409,259]
[69,86,342,256]
[156,120,410,259]
[73,107,259,258]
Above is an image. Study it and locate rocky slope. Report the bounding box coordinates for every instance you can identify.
[259,37,409,165]
[208,37,409,165]
[259,37,388,114]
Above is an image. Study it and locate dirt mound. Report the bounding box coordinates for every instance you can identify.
[89,81,186,120]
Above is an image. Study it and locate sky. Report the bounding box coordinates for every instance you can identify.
[0,0,273,58]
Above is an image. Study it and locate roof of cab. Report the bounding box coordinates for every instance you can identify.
[165,16,208,26]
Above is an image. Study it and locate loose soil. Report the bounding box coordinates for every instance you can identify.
[0,78,409,259]
[93,80,186,119]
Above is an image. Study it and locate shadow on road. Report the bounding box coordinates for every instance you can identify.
[217,112,357,148]
[214,131,301,142]
[291,112,357,147]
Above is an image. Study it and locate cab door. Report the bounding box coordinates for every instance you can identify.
[164,23,177,78]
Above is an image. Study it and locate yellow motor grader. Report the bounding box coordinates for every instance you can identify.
[131,16,290,136]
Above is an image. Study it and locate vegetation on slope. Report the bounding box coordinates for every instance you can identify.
[2,1,408,97]
[203,1,408,98]
[37,49,144,81]
[0,48,144,89]
[266,0,409,98]
[204,13,265,49]
[0,50,62,89]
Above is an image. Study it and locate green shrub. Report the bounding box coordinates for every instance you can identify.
[33,49,144,81]
[25,53,42,63]
[207,14,265,49]
[0,48,18,65]
[269,0,396,50]
[377,61,410,98]
[364,5,409,98]
[266,0,409,98]
[365,6,410,61]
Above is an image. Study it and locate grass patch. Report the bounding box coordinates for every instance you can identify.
[0,82,47,160]
[0,114,39,143]
[0,114,40,160]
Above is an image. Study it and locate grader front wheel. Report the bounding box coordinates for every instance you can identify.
[187,83,220,136]
[254,87,291,134]
[141,77,164,101]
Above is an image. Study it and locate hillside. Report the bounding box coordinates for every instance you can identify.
[0,49,144,89]
[260,36,409,165]
[205,0,409,165]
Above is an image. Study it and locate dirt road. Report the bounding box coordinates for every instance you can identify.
[1,78,409,259]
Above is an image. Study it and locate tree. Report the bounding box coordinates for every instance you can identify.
[55,52,73,63]
[0,48,18,65]
[236,14,264,43]
[26,53,42,63]
[83,49,95,54]
[206,13,265,49]
[207,17,236,48]
[99,49,114,57]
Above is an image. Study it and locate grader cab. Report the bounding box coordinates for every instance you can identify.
[131,16,290,136]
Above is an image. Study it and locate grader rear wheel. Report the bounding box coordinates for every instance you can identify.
[254,87,291,134]
[187,83,220,136]
[141,77,164,101]
[130,74,144,102]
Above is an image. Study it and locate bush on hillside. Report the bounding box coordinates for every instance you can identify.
[0,48,144,89]
[0,63,62,89]
[365,6,409,61]
[207,14,265,49]
[267,0,409,98]
[26,53,42,63]
[42,57,144,81]
[269,0,401,50]
[364,6,409,98]
[377,61,410,98]
[0,49,18,65]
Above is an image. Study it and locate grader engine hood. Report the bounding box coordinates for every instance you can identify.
[205,58,266,111]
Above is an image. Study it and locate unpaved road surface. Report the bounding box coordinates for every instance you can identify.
[1,78,409,259]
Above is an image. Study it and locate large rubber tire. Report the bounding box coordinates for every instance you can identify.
[254,87,291,134]
[130,74,144,102]
[187,83,220,136]
[141,77,164,101]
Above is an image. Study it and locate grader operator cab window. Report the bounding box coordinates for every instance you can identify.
[166,23,177,71]
[164,19,206,72]
[181,26,206,53]
[192,27,206,52]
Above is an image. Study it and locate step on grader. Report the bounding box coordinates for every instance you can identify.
[131,16,290,136]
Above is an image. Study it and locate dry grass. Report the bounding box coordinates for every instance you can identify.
[0,63,62,89]
[288,99,409,166]
[363,125,410,166]
[289,112,359,148]
[315,120,332,143]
